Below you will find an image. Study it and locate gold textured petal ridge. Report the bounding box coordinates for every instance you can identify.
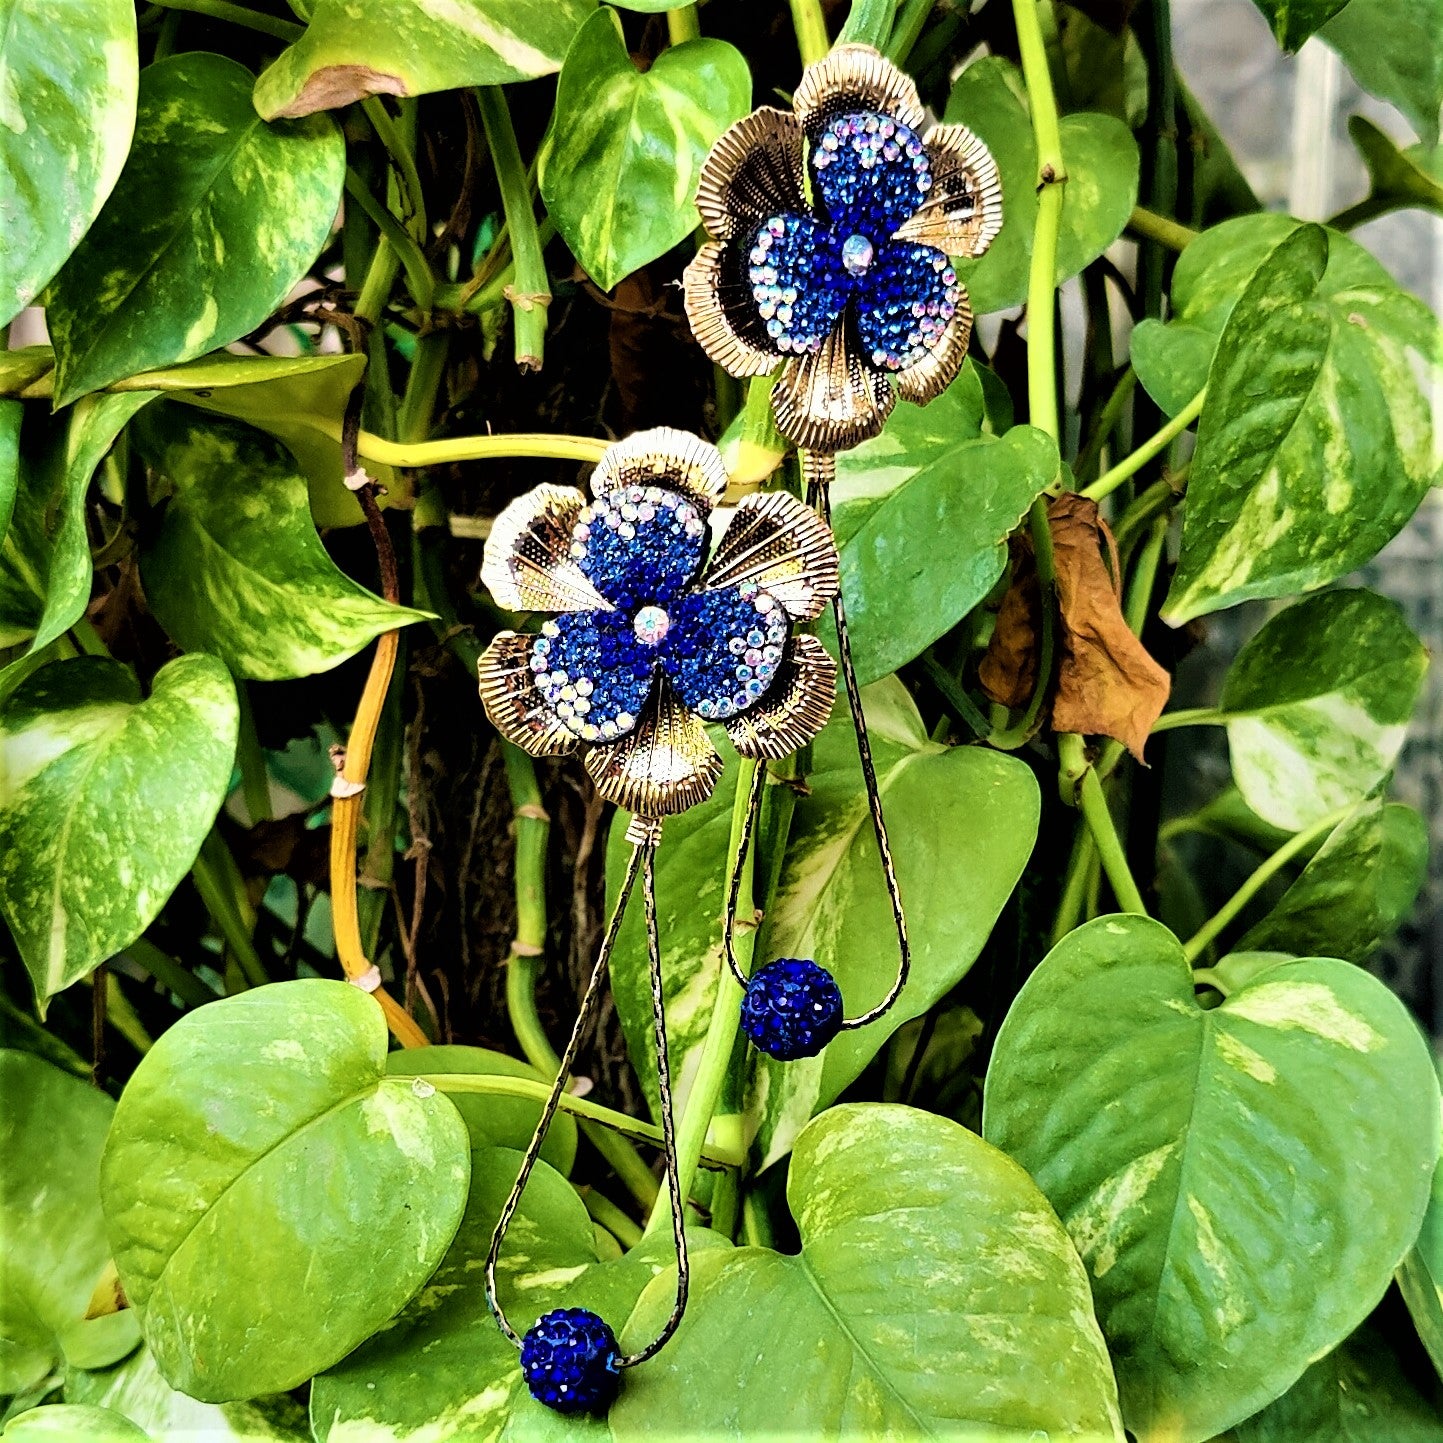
[480,484,613,614]
[892,122,1004,259]
[694,107,807,242]
[771,322,896,452]
[895,290,974,405]
[590,427,730,508]
[478,633,579,758]
[584,675,724,816]
[725,634,837,760]
[792,44,925,135]
[683,243,782,380]
[701,490,839,621]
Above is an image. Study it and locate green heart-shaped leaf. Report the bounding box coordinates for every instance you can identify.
[1346,115,1443,219]
[609,678,1039,1168]
[832,388,1057,685]
[66,1344,310,1443]
[0,654,237,1008]
[0,1052,140,1395]
[311,1146,728,1440]
[254,0,595,119]
[1238,796,1429,962]
[384,1043,578,1173]
[540,10,752,290]
[47,53,344,406]
[0,0,137,327]
[1163,224,1439,623]
[612,1105,1125,1440]
[983,915,1440,1442]
[945,57,1141,314]
[1320,0,1443,148]
[134,406,428,680]
[101,979,471,1402]
[0,393,155,655]
[1234,1326,1443,1441]
[1248,0,1351,51]
[1214,589,1428,831]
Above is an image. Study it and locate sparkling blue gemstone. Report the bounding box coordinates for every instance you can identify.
[741,958,844,1061]
[841,233,874,275]
[520,1308,622,1414]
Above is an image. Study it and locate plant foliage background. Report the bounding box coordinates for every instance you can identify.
[0,0,1441,1439]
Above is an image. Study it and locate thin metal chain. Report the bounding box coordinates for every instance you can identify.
[619,847,690,1366]
[721,759,769,989]
[806,451,912,1030]
[485,841,648,1347]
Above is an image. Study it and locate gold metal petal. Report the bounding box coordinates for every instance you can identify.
[771,322,896,452]
[792,44,925,135]
[892,122,1004,259]
[590,427,730,509]
[584,674,724,816]
[700,490,839,621]
[895,292,974,406]
[683,242,782,380]
[695,107,807,242]
[725,634,837,760]
[477,633,579,758]
[480,484,612,614]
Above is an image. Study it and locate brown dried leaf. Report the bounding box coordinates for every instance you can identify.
[977,536,1040,709]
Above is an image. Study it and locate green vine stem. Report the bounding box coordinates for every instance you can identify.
[192,832,269,989]
[1081,386,1205,502]
[1150,705,1229,734]
[789,0,830,66]
[666,5,702,43]
[1127,204,1196,252]
[344,169,435,314]
[499,743,661,1211]
[423,1074,743,1169]
[1181,806,1352,963]
[476,87,550,372]
[839,0,899,49]
[1073,366,1138,483]
[1066,739,1148,915]
[148,0,303,41]
[317,422,610,468]
[644,757,759,1238]
[582,1186,645,1248]
[234,684,272,824]
[885,0,938,62]
[361,98,428,245]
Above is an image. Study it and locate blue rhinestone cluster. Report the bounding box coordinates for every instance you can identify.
[742,109,959,375]
[520,1308,622,1414]
[741,957,844,1061]
[812,111,932,239]
[529,484,790,739]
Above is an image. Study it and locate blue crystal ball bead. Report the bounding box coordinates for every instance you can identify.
[520,1308,622,1414]
[742,958,844,1061]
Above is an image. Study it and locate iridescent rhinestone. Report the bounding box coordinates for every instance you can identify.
[632,605,670,647]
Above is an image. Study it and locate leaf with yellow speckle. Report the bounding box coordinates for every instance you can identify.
[612,1105,1125,1441]
[0,654,237,1009]
[45,53,344,407]
[101,979,471,1403]
[133,406,429,680]
[0,0,138,328]
[984,915,1440,1443]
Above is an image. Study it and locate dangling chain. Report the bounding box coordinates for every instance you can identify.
[485,827,689,1363]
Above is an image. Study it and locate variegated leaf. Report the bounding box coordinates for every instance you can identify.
[46,53,344,406]
[254,0,595,119]
[0,0,137,327]
[0,654,237,1008]
[0,393,154,654]
[984,916,1440,1443]
[0,399,18,548]
[1247,0,1351,50]
[614,1106,1125,1440]
[1320,0,1443,148]
[945,57,1141,314]
[1164,224,1439,623]
[539,9,752,291]
[2,1406,150,1441]
[832,400,1056,685]
[101,980,471,1402]
[1399,1113,1443,1380]
[1213,589,1428,832]
[607,678,1039,1169]
[1238,795,1429,963]
[134,406,428,680]
[0,1051,140,1396]
[312,1146,729,1442]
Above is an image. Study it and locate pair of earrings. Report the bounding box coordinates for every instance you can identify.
[476,44,1002,1415]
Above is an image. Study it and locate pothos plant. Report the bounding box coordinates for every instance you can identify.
[0,0,1440,1438]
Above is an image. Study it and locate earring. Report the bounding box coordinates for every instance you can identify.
[476,426,839,1411]
[683,44,1003,1060]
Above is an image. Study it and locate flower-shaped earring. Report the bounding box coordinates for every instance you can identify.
[684,44,1003,1061]
[476,426,839,1411]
